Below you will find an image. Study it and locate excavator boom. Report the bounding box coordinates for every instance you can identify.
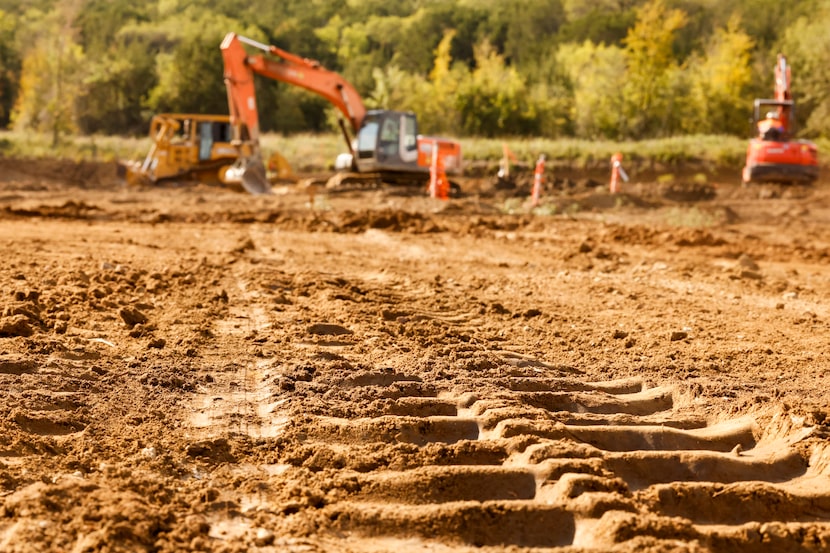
[773,53,792,132]
[221,33,366,136]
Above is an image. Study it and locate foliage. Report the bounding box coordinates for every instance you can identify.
[0,0,829,142]
[10,4,87,145]
[779,4,830,138]
[0,9,20,127]
[621,0,688,138]
[556,41,626,139]
[683,16,755,136]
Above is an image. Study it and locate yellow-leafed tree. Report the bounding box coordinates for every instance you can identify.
[684,15,754,136]
[621,0,687,138]
[11,4,86,146]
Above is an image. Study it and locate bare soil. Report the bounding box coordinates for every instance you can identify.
[1,157,830,552]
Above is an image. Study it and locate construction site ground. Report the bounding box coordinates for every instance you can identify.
[1,157,830,552]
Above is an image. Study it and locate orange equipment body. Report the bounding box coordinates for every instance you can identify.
[742,54,818,185]
[221,32,462,189]
[609,152,628,194]
[530,155,545,206]
[428,139,450,200]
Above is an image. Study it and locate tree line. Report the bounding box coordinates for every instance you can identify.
[1,0,829,143]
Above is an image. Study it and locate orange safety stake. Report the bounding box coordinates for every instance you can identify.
[428,140,450,200]
[530,154,546,207]
[499,142,518,181]
[609,152,629,194]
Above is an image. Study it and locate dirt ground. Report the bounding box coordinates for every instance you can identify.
[1,156,830,553]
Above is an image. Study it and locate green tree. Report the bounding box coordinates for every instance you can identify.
[621,0,688,138]
[779,4,830,138]
[556,40,626,138]
[139,10,255,116]
[455,40,535,136]
[11,3,86,145]
[72,0,154,134]
[557,0,635,46]
[481,0,566,73]
[366,30,464,135]
[0,9,20,128]
[684,16,754,135]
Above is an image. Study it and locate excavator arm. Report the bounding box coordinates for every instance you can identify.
[773,53,792,133]
[221,33,367,137]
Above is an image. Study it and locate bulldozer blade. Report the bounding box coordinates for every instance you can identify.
[241,158,272,195]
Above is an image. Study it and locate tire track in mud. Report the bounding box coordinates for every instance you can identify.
[281,370,830,551]
[183,227,830,552]
[189,257,288,441]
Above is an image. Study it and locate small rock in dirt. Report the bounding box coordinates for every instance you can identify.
[490,303,510,315]
[254,528,275,547]
[147,338,166,349]
[308,323,352,336]
[737,254,760,271]
[613,330,629,339]
[119,307,148,327]
[670,331,688,341]
[8,303,42,323]
[0,315,34,337]
[739,270,762,280]
[232,238,256,254]
[782,291,798,300]
[185,438,235,462]
[273,294,292,305]
[381,309,408,321]
[523,308,542,318]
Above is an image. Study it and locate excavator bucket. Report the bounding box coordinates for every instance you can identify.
[241,157,272,195]
[218,154,273,194]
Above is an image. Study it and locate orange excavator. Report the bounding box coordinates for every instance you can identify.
[220,32,462,194]
[741,54,819,186]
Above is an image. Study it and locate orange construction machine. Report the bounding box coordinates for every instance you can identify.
[220,32,462,193]
[741,54,819,186]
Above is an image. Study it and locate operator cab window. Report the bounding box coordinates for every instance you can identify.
[403,114,417,151]
[357,120,379,158]
[379,116,399,156]
[213,122,232,143]
[198,122,214,160]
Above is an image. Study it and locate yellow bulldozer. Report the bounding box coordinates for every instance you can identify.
[117,113,293,194]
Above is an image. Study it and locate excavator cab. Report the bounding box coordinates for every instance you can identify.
[354,110,419,172]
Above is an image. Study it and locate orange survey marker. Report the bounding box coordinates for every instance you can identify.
[428,140,450,200]
[499,142,518,181]
[530,154,546,207]
[609,152,629,193]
